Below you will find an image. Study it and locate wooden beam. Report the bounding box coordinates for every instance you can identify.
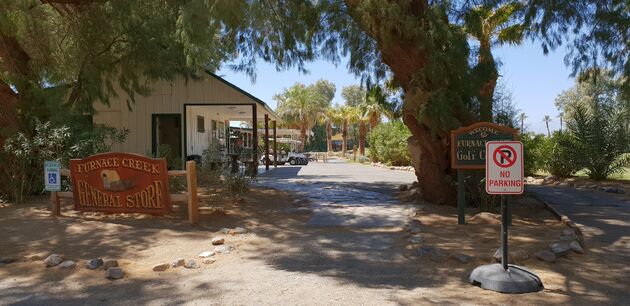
[273,120,277,168]
[186,161,199,225]
[168,170,187,177]
[51,192,60,216]
[264,114,269,171]
[252,104,258,175]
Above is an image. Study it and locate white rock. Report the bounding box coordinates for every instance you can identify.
[198,251,215,258]
[58,260,76,269]
[85,258,103,270]
[202,258,216,264]
[184,259,199,269]
[171,258,185,268]
[106,267,124,279]
[214,245,234,254]
[44,254,63,267]
[231,227,248,234]
[220,228,230,234]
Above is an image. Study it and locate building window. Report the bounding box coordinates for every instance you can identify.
[197,116,205,133]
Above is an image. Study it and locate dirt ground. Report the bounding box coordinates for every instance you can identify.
[0,188,627,305]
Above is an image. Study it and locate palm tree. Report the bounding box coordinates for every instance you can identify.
[518,112,527,132]
[319,106,337,155]
[465,2,525,121]
[543,115,552,137]
[558,112,564,132]
[337,105,359,156]
[274,83,327,151]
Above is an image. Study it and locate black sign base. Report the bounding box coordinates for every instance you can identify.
[469,263,543,293]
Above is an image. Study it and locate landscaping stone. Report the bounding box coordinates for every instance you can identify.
[211,237,225,245]
[184,259,199,269]
[534,250,556,263]
[59,260,76,269]
[106,267,124,279]
[414,247,433,257]
[569,241,585,254]
[450,253,473,264]
[198,251,215,258]
[399,184,408,191]
[171,258,185,268]
[103,260,118,269]
[85,258,104,270]
[152,263,170,272]
[220,228,230,234]
[231,227,248,235]
[202,258,216,264]
[550,242,571,256]
[214,245,234,254]
[44,254,63,267]
[408,236,424,244]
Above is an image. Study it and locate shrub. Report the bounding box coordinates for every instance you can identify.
[1,121,128,202]
[367,120,412,166]
[564,103,630,180]
[521,133,546,176]
[541,132,582,177]
[197,141,255,198]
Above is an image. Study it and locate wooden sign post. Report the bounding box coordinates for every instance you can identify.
[450,122,517,224]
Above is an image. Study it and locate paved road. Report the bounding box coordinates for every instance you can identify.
[527,185,630,260]
[257,160,418,228]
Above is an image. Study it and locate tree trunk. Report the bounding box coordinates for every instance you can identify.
[546,123,550,137]
[300,121,308,152]
[326,121,333,154]
[478,40,497,122]
[370,112,379,129]
[358,121,366,156]
[341,120,348,156]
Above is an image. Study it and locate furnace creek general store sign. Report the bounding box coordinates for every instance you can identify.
[69,153,171,214]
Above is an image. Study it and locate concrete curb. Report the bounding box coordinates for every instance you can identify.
[526,190,585,245]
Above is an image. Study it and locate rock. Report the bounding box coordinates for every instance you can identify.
[213,245,234,254]
[85,258,104,270]
[399,184,408,191]
[550,242,571,256]
[106,267,124,279]
[559,235,577,242]
[534,250,556,263]
[450,253,473,264]
[525,176,535,183]
[202,258,216,264]
[198,251,215,258]
[569,241,585,254]
[152,263,170,272]
[230,227,248,235]
[59,260,76,269]
[0,258,16,265]
[429,249,448,262]
[511,250,529,261]
[184,259,199,269]
[211,237,225,245]
[282,207,312,215]
[561,228,576,237]
[220,228,230,234]
[493,247,512,263]
[103,260,118,269]
[44,254,63,267]
[408,237,424,244]
[171,258,185,268]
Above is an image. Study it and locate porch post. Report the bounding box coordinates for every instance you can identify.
[252,105,258,175]
[273,120,277,168]
[264,114,270,171]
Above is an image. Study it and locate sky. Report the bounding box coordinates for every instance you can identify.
[217,39,575,135]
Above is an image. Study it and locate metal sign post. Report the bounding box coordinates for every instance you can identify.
[469,141,543,293]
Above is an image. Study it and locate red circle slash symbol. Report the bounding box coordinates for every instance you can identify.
[493,145,517,168]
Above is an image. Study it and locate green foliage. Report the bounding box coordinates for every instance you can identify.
[540,132,582,177]
[1,120,127,203]
[367,121,411,166]
[305,123,326,152]
[197,141,255,198]
[521,133,546,176]
[341,85,366,107]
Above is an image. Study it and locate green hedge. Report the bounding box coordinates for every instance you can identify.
[367,121,411,166]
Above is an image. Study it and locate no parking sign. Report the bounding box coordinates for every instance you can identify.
[485,141,523,195]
